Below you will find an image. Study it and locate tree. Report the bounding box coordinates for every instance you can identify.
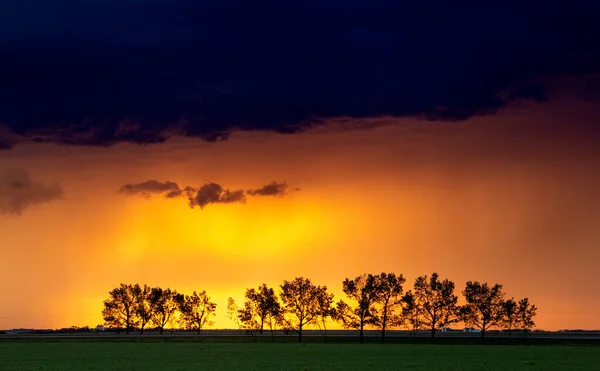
[313,286,335,339]
[279,277,323,342]
[102,284,138,334]
[337,273,379,343]
[373,272,406,343]
[167,293,184,334]
[502,298,518,336]
[413,273,459,339]
[460,281,505,339]
[178,291,217,334]
[238,284,281,335]
[133,284,153,334]
[517,297,537,336]
[401,290,421,338]
[149,287,179,335]
[227,297,242,333]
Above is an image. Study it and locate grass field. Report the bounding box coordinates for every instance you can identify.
[1,341,599,371]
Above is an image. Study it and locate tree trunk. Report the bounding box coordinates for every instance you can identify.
[360,321,364,343]
[126,313,131,335]
[381,314,387,343]
[159,327,164,335]
[480,328,486,339]
[430,326,436,339]
[197,328,201,335]
[298,324,303,343]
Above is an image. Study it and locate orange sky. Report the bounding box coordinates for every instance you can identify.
[1,99,600,331]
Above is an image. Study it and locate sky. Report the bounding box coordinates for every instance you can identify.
[1,1,600,331]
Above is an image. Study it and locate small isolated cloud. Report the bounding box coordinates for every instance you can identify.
[0,168,64,215]
[188,182,247,209]
[118,180,181,198]
[247,182,288,197]
[118,179,294,209]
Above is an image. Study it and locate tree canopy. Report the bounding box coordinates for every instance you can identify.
[413,273,459,338]
[279,277,328,342]
[460,281,505,338]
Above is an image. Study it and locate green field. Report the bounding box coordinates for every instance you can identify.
[1,341,599,371]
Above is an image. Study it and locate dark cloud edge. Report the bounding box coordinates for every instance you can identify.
[0,78,567,151]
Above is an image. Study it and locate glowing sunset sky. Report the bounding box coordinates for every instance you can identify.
[1,1,600,331]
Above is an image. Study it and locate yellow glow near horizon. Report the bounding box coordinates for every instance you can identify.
[111,193,336,263]
[46,188,358,330]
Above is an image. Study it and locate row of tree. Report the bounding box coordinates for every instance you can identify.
[102,285,215,335]
[102,272,537,342]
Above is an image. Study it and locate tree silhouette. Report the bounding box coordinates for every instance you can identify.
[413,273,458,339]
[149,287,179,335]
[133,284,153,334]
[517,297,537,336]
[226,297,242,333]
[401,290,422,338]
[373,272,406,343]
[177,291,217,334]
[337,273,379,343]
[238,284,281,336]
[167,294,184,335]
[102,284,138,334]
[313,287,335,340]
[460,281,505,339]
[502,298,518,336]
[279,277,323,342]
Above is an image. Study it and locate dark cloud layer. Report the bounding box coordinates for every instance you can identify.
[1,1,599,148]
[0,168,64,215]
[119,180,290,209]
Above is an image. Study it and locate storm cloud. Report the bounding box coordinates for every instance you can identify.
[119,180,292,209]
[1,1,599,149]
[0,168,64,215]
